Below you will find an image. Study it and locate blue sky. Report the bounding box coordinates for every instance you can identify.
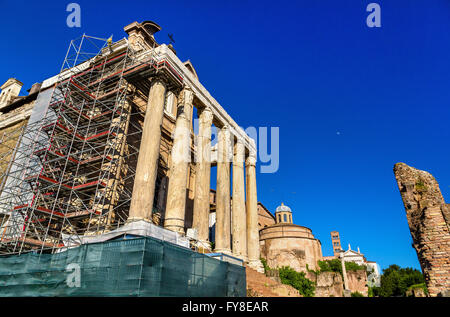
[1,0,449,270]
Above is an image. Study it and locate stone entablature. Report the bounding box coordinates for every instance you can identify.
[0,103,33,129]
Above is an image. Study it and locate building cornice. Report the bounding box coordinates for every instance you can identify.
[0,108,32,129]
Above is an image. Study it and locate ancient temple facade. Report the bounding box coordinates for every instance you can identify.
[0,21,263,272]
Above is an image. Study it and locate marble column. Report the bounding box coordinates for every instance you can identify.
[214,125,232,254]
[192,107,213,247]
[164,88,194,233]
[128,76,167,221]
[246,152,264,272]
[232,139,247,260]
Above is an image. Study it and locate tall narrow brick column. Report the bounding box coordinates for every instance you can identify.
[246,152,264,272]
[215,125,232,254]
[192,107,213,247]
[128,77,167,221]
[394,162,450,297]
[232,139,247,260]
[164,88,194,233]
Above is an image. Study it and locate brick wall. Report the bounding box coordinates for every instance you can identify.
[394,163,450,296]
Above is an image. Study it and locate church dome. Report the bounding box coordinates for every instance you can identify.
[276,202,291,213]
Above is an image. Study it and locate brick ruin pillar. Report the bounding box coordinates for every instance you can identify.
[163,88,193,233]
[394,162,450,296]
[128,76,167,221]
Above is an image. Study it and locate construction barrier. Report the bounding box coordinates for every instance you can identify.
[0,236,246,297]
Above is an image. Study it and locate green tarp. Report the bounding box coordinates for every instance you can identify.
[0,236,246,297]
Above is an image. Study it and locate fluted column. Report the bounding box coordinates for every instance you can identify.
[164,88,194,233]
[246,152,264,272]
[192,107,213,247]
[128,77,167,221]
[215,125,232,254]
[232,139,247,260]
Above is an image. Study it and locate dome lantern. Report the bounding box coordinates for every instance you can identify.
[275,202,293,224]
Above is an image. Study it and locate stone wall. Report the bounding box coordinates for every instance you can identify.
[260,224,323,272]
[258,203,276,229]
[307,271,344,297]
[0,120,27,186]
[305,270,367,297]
[405,286,427,297]
[347,270,368,296]
[394,163,450,296]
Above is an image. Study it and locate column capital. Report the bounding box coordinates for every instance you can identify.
[218,125,232,163]
[199,106,213,124]
[178,87,194,106]
[220,124,230,131]
[234,139,245,163]
[219,125,233,144]
[181,85,193,92]
[151,74,169,87]
[245,153,257,167]
[234,137,245,146]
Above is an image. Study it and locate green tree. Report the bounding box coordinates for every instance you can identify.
[278,266,315,297]
[378,264,425,297]
[317,259,366,279]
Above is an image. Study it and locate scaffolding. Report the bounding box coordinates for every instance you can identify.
[0,34,184,255]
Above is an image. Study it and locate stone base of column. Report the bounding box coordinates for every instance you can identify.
[164,218,185,234]
[126,216,150,223]
[164,226,185,234]
[246,259,264,273]
[194,240,212,253]
[214,248,232,256]
[232,253,248,262]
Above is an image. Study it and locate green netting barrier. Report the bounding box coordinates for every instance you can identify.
[0,236,246,297]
